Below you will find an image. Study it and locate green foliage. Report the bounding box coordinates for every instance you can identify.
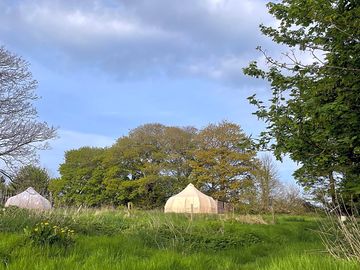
[54,147,106,206]
[190,121,258,204]
[53,122,263,209]
[102,124,195,207]
[24,221,75,247]
[51,122,305,211]
[52,124,196,208]
[48,178,67,206]
[11,165,50,195]
[243,0,360,205]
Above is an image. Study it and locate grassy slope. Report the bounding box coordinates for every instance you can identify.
[0,210,358,270]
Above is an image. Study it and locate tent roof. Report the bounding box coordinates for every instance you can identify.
[5,187,51,210]
[164,183,217,213]
[172,183,212,199]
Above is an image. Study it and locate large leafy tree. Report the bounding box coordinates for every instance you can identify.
[190,121,257,204]
[244,0,360,204]
[56,147,106,206]
[0,47,56,178]
[103,124,196,207]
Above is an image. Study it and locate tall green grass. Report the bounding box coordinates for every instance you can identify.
[0,208,358,269]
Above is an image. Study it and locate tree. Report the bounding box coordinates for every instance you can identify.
[243,0,360,205]
[0,175,6,199]
[190,121,258,204]
[58,147,106,206]
[48,177,67,206]
[103,123,196,207]
[254,154,281,212]
[0,46,56,177]
[11,165,50,196]
[53,124,197,208]
[160,126,197,186]
[273,183,306,214]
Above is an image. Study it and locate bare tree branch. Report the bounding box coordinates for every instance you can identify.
[0,46,57,171]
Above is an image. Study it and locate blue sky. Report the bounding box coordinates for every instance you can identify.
[0,0,299,183]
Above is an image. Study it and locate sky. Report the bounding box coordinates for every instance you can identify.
[0,0,299,183]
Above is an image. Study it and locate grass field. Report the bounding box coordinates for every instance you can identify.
[0,208,358,270]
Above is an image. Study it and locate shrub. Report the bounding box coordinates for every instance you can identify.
[24,221,75,247]
[318,204,360,262]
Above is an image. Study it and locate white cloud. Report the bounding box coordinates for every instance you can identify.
[0,0,277,84]
[187,55,249,80]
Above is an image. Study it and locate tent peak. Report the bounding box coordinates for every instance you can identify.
[25,187,38,195]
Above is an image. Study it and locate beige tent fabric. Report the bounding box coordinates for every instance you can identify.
[5,187,51,210]
[164,183,217,214]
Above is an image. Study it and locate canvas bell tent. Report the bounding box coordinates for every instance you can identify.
[5,187,51,210]
[164,183,217,214]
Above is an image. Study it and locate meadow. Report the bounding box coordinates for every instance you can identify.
[0,207,358,270]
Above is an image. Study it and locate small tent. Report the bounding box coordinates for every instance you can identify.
[164,183,217,214]
[5,187,51,210]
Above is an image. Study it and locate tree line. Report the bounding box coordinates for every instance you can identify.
[0,121,303,213]
[47,121,302,211]
[0,121,303,212]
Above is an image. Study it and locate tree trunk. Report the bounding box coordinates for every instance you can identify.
[329,171,337,205]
